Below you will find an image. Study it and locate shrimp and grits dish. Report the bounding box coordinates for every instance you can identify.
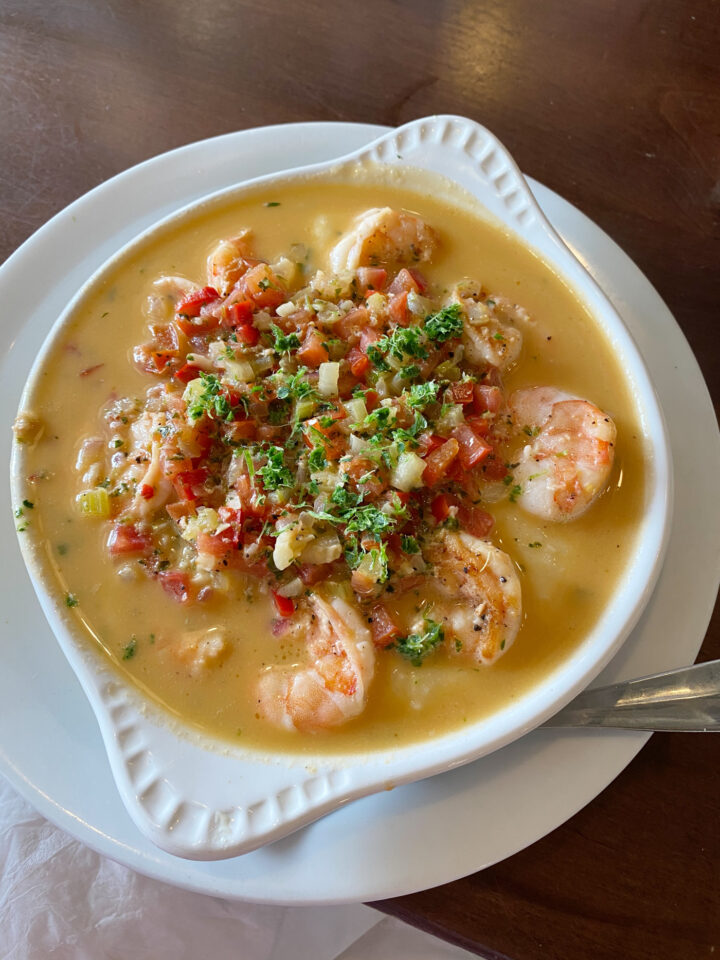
[13,179,646,754]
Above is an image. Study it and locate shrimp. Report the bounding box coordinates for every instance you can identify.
[206,230,253,294]
[143,275,196,324]
[256,592,375,732]
[424,530,522,664]
[452,283,523,373]
[508,386,616,521]
[329,207,438,273]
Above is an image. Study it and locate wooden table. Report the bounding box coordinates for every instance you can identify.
[2,1,718,957]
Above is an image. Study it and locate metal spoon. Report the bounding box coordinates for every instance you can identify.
[545,660,720,731]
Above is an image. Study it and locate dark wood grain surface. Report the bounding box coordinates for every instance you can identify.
[1,1,718,957]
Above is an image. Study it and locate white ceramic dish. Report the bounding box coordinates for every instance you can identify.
[9,117,672,862]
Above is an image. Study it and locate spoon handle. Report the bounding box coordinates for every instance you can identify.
[546,660,720,731]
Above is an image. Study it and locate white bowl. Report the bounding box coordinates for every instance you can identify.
[10,115,672,860]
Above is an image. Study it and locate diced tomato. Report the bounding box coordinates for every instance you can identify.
[140,483,154,500]
[150,350,175,372]
[417,432,446,456]
[478,364,503,388]
[347,346,371,380]
[450,380,475,404]
[197,527,240,556]
[257,423,285,442]
[239,264,286,309]
[457,503,494,538]
[388,268,420,296]
[359,327,381,351]
[225,300,254,327]
[166,501,195,522]
[176,286,220,318]
[464,415,491,438]
[472,384,503,415]
[174,362,202,384]
[298,563,334,586]
[422,438,460,486]
[234,323,260,346]
[107,523,152,555]
[431,493,458,523]
[363,389,380,412]
[388,291,409,326]
[225,420,257,441]
[303,411,346,460]
[480,454,509,481]
[336,306,369,341]
[297,328,329,367]
[158,570,190,603]
[408,268,428,293]
[370,603,401,648]
[452,424,493,470]
[272,591,296,617]
[357,266,387,294]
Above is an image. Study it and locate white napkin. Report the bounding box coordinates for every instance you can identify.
[0,777,480,960]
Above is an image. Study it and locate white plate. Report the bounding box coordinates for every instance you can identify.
[1,123,718,902]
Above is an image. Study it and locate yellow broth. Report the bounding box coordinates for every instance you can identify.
[17,178,646,754]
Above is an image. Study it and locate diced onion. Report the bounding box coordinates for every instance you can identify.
[295,397,317,421]
[276,577,304,598]
[181,507,219,541]
[349,434,370,455]
[318,361,339,397]
[76,488,110,518]
[224,359,255,383]
[275,301,296,318]
[436,403,466,434]
[344,397,368,424]
[366,293,387,315]
[301,532,342,565]
[390,451,427,492]
[407,291,431,317]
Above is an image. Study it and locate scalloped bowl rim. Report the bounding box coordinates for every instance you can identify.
[10,115,672,859]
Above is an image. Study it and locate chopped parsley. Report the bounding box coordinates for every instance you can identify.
[276,367,316,400]
[259,446,294,490]
[307,446,326,472]
[65,593,79,608]
[509,484,523,503]
[270,324,300,353]
[406,381,439,408]
[122,637,137,660]
[395,619,445,666]
[187,373,234,422]
[400,534,420,554]
[424,303,463,342]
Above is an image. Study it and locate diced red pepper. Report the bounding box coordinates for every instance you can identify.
[431,493,458,523]
[158,570,190,603]
[197,526,241,556]
[174,362,202,384]
[370,602,402,648]
[107,523,152,555]
[272,591,296,618]
[225,300,254,327]
[408,268,428,293]
[234,323,260,346]
[140,483,154,500]
[422,438,460,486]
[176,286,220,317]
[363,389,380,412]
[452,424,493,470]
